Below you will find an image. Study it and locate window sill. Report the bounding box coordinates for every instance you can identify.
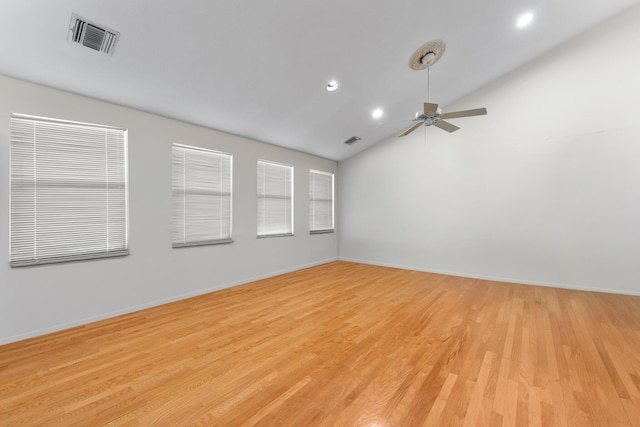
[310,229,334,235]
[172,239,233,248]
[257,233,294,239]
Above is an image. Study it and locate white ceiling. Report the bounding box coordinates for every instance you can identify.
[0,0,637,161]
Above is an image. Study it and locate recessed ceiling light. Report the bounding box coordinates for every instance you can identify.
[372,108,384,119]
[326,80,339,92]
[516,12,534,28]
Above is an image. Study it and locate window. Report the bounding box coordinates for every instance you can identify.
[172,144,232,247]
[257,160,293,237]
[309,170,334,233]
[9,114,128,267]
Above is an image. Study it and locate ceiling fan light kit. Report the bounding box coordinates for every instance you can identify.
[408,39,446,70]
[401,39,487,137]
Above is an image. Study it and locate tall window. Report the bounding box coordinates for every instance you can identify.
[257,160,293,237]
[172,144,232,247]
[9,114,128,267]
[309,170,334,233]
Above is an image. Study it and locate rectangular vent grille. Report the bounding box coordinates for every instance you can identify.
[69,14,119,55]
[343,136,361,145]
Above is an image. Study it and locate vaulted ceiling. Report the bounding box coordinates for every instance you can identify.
[0,0,637,161]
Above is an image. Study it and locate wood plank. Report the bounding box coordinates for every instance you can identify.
[1,261,639,425]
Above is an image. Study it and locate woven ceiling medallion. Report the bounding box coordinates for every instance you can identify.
[408,39,446,70]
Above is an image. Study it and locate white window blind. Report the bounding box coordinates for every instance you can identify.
[172,144,233,247]
[257,160,293,237]
[10,114,128,267]
[309,170,334,233]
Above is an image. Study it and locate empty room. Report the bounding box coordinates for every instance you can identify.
[1,1,640,425]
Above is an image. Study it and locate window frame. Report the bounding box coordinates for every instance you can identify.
[257,159,294,238]
[171,143,233,248]
[309,169,335,234]
[9,113,129,267]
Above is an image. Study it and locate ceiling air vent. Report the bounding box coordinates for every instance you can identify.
[344,136,361,145]
[68,14,120,55]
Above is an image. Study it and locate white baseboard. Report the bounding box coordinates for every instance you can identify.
[338,257,640,297]
[0,257,338,346]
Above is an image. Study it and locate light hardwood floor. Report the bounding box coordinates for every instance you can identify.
[1,261,640,426]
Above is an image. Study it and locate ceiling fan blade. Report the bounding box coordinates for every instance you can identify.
[440,107,487,120]
[399,122,423,137]
[424,102,439,116]
[433,120,460,133]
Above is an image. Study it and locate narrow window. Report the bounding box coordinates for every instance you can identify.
[10,114,128,266]
[257,160,293,237]
[309,170,334,234]
[172,144,233,247]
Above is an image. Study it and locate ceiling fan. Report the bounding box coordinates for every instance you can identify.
[400,40,487,137]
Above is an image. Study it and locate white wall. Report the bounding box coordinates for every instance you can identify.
[0,76,337,344]
[338,6,640,296]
